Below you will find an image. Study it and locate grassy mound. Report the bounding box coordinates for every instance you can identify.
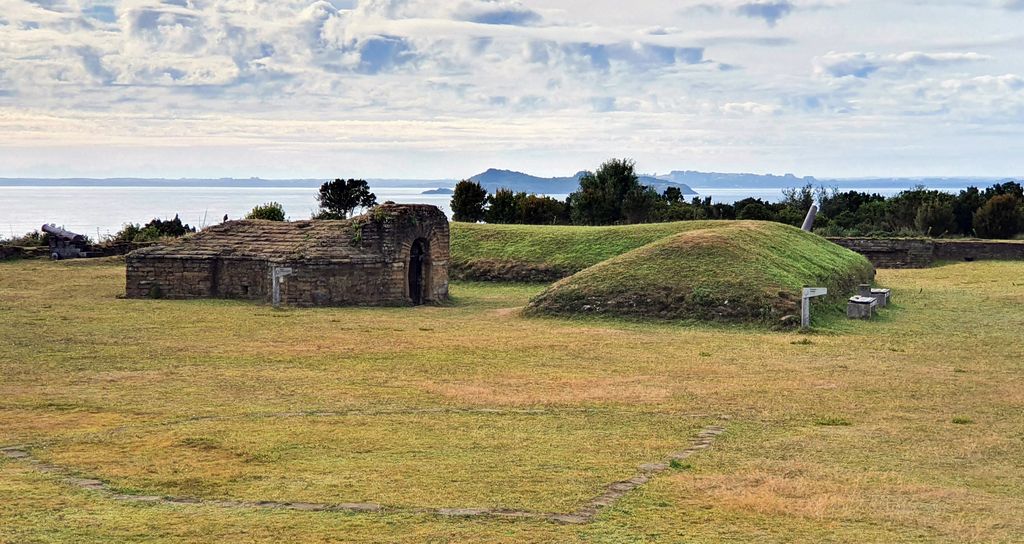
[450,221,720,281]
[525,221,874,325]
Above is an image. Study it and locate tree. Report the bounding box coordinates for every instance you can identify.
[734,198,776,221]
[517,195,568,225]
[316,178,377,219]
[736,201,775,221]
[486,189,524,224]
[953,187,986,235]
[144,215,194,237]
[886,186,952,231]
[663,187,684,203]
[568,158,645,225]
[621,185,660,224]
[781,184,815,212]
[983,181,1024,201]
[451,180,488,222]
[246,202,286,221]
[973,194,1023,239]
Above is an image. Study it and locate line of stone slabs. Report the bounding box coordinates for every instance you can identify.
[848,284,892,319]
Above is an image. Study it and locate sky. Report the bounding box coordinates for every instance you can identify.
[1,0,1023,179]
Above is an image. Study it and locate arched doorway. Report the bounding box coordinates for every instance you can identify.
[409,239,428,305]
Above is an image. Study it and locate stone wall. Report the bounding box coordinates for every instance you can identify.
[0,246,48,260]
[125,204,450,306]
[1,242,154,261]
[830,238,1024,268]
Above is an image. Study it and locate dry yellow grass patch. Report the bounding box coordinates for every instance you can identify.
[1,259,1023,543]
[419,375,677,405]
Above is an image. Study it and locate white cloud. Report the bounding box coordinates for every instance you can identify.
[813,51,991,79]
[0,0,1023,178]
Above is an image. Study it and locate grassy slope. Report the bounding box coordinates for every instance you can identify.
[527,221,875,324]
[3,259,1024,542]
[450,221,721,280]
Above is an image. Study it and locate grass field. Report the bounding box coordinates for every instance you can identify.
[2,258,1023,542]
[450,221,716,280]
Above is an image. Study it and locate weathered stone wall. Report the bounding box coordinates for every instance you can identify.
[278,260,392,306]
[125,256,254,300]
[0,246,48,260]
[829,238,1024,268]
[356,205,450,303]
[1,242,154,261]
[125,204,450,306]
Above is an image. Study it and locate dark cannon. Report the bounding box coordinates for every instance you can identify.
[41,224,92,260]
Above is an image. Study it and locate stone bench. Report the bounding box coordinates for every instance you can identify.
[858,284,891,308]
[870,288,891,307]
[848,296,878,319]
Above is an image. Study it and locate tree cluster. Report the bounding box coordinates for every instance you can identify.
[112,215,196,243]
[814,182,1023,239]
[451,180,569,225]
[451,158,1023,239]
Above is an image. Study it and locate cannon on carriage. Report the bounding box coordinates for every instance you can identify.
[41,224,93,260]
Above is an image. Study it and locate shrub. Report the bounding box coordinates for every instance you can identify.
[451,180,488,223]
[112,216,195,243]
[914,198,956,237]
[2,230,49,247]
[246,202,286,221]
[518,194,568,225]
[111,223,145,243]
[735,199,776,221]
[974,195,1023,239]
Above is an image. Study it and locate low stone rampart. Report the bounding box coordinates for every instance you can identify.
[829,238,1024,268]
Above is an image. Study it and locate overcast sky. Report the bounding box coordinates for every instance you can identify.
[2,0,1023,179]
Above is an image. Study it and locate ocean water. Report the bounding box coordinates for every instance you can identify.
[0,183,956,240]
[0,186,454,240]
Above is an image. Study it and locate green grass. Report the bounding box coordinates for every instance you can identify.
[2,258,1024,542]
[526,221,875,325]
[450,221,720,280]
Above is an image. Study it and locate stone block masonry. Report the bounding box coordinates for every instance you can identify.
[125,204,449,307]
[829,238,1024,269]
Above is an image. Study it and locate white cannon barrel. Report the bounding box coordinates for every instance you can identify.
[801,205,818,232]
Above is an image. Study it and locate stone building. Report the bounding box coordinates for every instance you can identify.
[125,204,449,306]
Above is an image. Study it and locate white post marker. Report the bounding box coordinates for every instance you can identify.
[801,287,828,329]
[272,267,294,308]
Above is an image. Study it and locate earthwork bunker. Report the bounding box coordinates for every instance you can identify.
[126,204,449,306]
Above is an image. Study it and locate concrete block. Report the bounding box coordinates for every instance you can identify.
[848,296,877,319]
[870,288,891,307]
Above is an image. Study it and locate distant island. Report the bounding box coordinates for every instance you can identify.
[468,168,698,195]
[653,171,1016,191]
[1,172,1016,196]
